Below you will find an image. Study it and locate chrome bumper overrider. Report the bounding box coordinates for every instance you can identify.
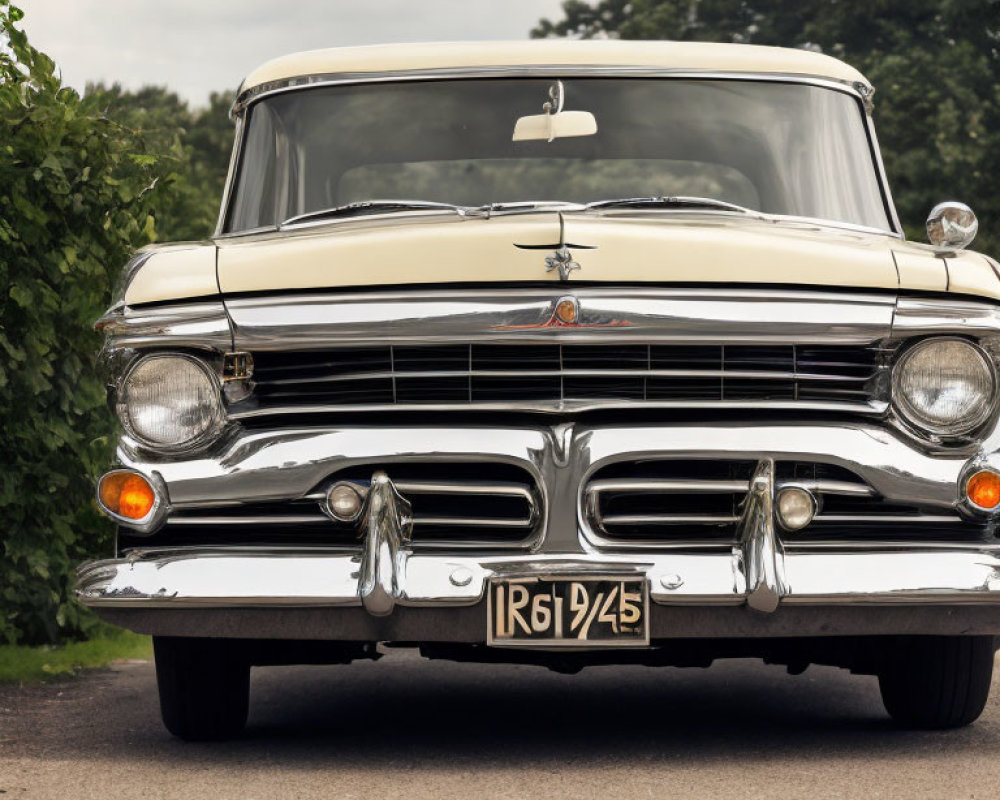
[76,420,1000,635]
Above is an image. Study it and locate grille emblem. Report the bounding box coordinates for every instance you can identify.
[491,296,632,330]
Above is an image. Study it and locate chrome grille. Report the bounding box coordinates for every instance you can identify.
[121,463,539,551]
[584,460,983,547]
[235,343,881,413]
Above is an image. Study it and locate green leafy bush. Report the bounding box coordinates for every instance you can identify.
[0,2,161,644]
[85,84,234,242]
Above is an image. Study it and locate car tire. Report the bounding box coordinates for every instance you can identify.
[878,635,995,729]
[153,636,251,741]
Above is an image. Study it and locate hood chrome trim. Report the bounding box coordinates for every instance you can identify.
[222,286,895,350]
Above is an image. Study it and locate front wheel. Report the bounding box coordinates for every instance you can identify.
[153,637,251,741]
[878,635,995,729]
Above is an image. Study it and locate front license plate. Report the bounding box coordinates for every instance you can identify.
[487,576,649,647]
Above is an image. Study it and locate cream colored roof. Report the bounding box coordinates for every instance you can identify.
[238,40,869,97]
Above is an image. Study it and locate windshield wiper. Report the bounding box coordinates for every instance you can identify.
[464,200,582,218]
[281,199,585,229]
[281,200,462,228]
[585,195,756,215]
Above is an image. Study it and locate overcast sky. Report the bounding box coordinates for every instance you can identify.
[21,0,568,107]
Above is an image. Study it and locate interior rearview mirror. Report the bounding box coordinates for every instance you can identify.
[513,110,598,142]
[512,80,598,142]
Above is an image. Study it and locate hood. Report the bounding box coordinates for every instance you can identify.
[122,213,1000,305]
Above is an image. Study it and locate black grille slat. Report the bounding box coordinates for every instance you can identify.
[563,376,646,400]
[725,345,794,372]
[393,345,469,372]
[253,348,393,381]
[243,343,880,410]
[396,376,468,403]
[256,377,395,404]
[472,375,562,401]
[472,343,561,370]
[562,344,650,369]
[650,345,722,370]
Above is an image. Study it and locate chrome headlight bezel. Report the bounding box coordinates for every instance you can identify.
[891,336,997,438]
[117,353,225,452]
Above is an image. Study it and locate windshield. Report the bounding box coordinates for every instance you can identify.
[225,78,891,233]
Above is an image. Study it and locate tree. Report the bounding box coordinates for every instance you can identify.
[534,0,1000,256]
[0,2,162,643]
[85,84,235,242]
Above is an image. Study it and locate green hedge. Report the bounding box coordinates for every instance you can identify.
[0,3,161,644]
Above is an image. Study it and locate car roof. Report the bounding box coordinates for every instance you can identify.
[237,39,870,105]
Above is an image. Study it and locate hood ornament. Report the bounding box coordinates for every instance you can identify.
[514,211,595,282]
[545,247,580,281]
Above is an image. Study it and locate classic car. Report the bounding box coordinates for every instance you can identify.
[77,40,1000,740]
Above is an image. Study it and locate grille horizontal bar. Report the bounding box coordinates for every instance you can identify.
[129,463,541,551]
[239,343,881,413]
[585,459,986,547]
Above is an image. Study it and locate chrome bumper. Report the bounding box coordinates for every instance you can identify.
[77,420,1000,638]
[77,546,1000,610]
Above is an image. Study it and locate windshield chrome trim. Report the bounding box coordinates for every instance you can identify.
[215,114,244,236]
[221,67,898,238]
[864,111,903,237]
[232,66,870,114]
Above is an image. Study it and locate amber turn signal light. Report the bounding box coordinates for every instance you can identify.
[99,471,156,520]
[966,470,1000,511]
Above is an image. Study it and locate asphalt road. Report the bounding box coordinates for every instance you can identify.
[3,649,1000,800]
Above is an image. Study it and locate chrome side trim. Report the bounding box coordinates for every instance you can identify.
[893,296,1000,337]
[98,300,232,352]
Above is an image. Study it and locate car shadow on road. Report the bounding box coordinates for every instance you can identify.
[224,655,997,768]
[7,653,999,772]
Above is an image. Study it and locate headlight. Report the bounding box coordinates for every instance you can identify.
[892,338,995,436]
[119,354,223,448]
